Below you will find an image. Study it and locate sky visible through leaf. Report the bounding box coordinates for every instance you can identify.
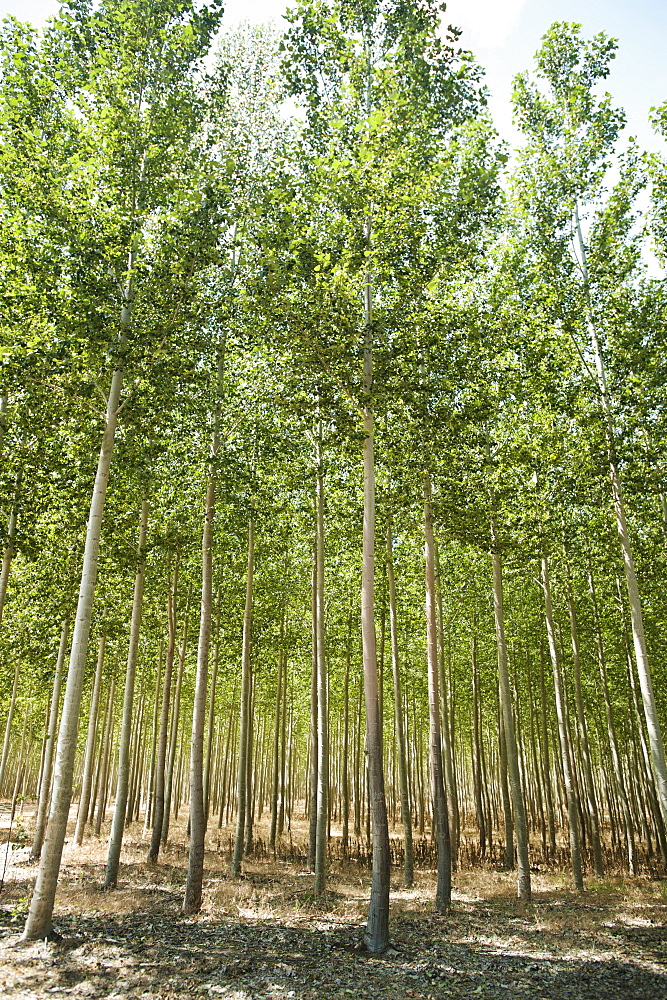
[0,0,664,156]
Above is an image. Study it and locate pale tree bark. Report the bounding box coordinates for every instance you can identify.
[626,655,667,863]
[148,554,179,864]
[74,636,105,844]
[541,549,584,890]
[613,567,666,857]
[538,644,557,859]
[434,542,460,861]
[243,676,255,855]
[105,498,149,887]
[277,647,287,838]
[23,356,125,940]
[268,592,287,847]
[183,326,226,913]
[353,681,362,839]
[143,643,162,834]
[9,707,29,824]
[386,513,413,887]
[204,579,222,821]
[217,686,236,829]
[269,647,283,850]
[308,544,318,869]
[563,549,603,877]
[574,203,667,831]
[498,699,514,870]
[314,437,328,897]
[588,567,637,873]
[90,682,112,830]
[0,393,7,462]
[35,699,52,819]
[183,479,214,914]
[0,462,23,627]
[31,620,68,861]
[0,660,19,794]
[127,696,144,827]
[231,516,254,877]
[162,586,191,844]
[424,474,451,912]
[622,614,667,863]
[471,631,486,857]
[94,674,115,836]
[361,233,390,955]
[490,521,531,900]
[341,627,351,853]
[526,667,546,859]
[0,444,25,624]
[22,206,141,938]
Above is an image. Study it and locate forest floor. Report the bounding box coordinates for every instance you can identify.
[0,806,666,1000]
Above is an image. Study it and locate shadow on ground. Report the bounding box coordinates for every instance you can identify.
[1,873,665,1000]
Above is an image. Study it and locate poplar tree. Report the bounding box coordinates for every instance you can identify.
[21,0,223,940]
[281,0,483,946]
[513,22,667,831]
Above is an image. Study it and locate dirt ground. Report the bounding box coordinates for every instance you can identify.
[0,807,665,1000]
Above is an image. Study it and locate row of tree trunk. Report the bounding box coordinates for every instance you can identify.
[5,532,665,904]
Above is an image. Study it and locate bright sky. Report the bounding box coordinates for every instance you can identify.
[0,0,665,154]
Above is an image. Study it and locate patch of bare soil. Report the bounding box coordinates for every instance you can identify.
[0,816,665,999]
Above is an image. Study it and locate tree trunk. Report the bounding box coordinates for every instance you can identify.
[308,543,318,870]
[479,718,493,850]
[588,566,637,873]
[105,498,149,887]
[424,474,451,912]
[278,644,288,837]
[0,393,7,462]
[8,708,29,832]
[31,620,68,861]
[386,514,413,887]
[204,579,222,821]
[471,630,486,857]
[183,476,215,914]
[94,674,115,837]
[231,517,254,877]
[538,643,557,860]
[149,555,179,864]
[574,203,667,831]
[74,635,106,843]
[243,675,255,855]
[0,462,23,628]
[434,542,460,860]
[354,679,362,839]
[526,667,547,861]
[22,348,125,939]
[0,660,19,795]
[361,267,390,954]
[269,648,283,851]
[90,679,112,832]
[498,697,514,869]
[183,323,225,911]
[218,688,236,829]
[542,549,583,890]
[127,696,144,827]
[564,550,603,877]
[342,629,351,853]
[163,586,191,844]
[491,532,531,900]
[314,436,328,897]
[615,575,667,863]
[143,642,162,833]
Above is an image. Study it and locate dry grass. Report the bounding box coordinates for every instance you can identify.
[0,804,665,998]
